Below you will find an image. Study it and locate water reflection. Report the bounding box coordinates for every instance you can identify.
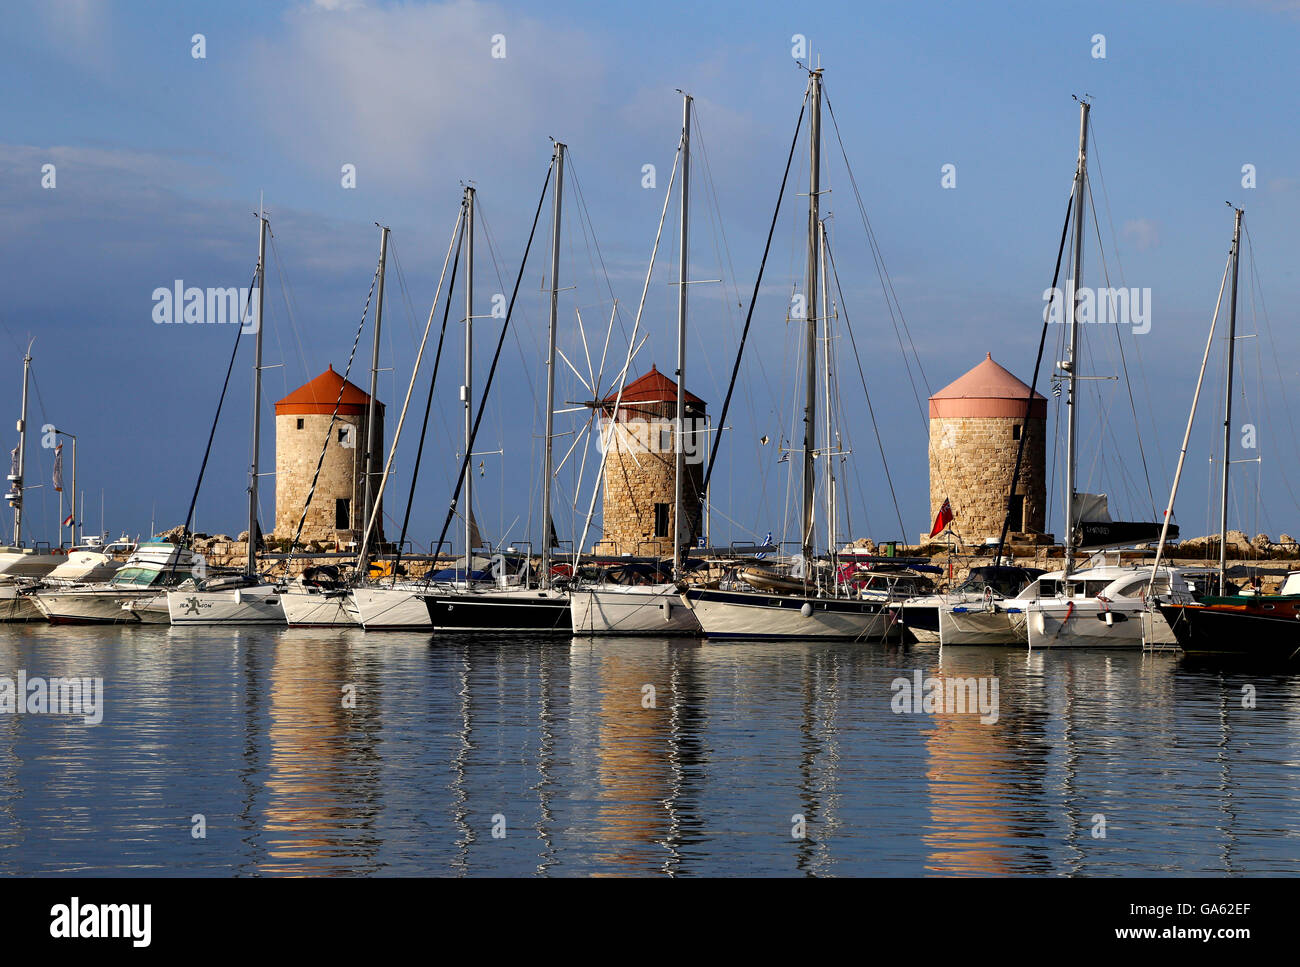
[258,629,384,875]
[1,625,1299,875]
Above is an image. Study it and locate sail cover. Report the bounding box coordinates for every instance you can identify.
[1075,493,1112,523]
[1074,493,1178,549]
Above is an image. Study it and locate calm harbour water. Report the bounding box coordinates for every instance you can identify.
[1,624,1299,877]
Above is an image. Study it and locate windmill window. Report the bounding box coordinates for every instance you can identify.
[1012,424,1022,440]
[653,503,670,538]
[296,418,304,430]
[335,498,350,530]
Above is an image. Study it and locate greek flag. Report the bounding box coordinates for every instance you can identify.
[756,531,772,559]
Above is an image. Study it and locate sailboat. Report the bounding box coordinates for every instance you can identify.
[1156,206,1300,661]
[570,93,704,636]
[1,347,63,620]
[279,225,392,629]
[681,68,896,640]
[344,215,454,632]
[421,157,571,634]
[938,100,1190,649]
[167,206,285,626]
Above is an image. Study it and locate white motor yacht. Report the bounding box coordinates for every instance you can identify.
[30,542,193,624]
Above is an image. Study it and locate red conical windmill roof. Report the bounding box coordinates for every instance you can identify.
[275,365,384,416]
[601,364,704,407]
[929,353,1046,419]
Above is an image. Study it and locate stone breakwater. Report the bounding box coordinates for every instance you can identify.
[152,526,1300,589]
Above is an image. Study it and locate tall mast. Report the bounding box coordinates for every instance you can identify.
[541,143,565,589]
[10,346,32,546]
[1063,99,1089,578]
[1218,207,1244,593]
[462,186,475,578]
[247,206,268,578]
[819,218,835,584]
[673,94,691,580]
[801,68,823,570]
[363,224,389,544]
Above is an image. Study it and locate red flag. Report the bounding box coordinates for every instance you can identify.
[929,498,954,538]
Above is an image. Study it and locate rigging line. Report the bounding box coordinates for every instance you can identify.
[1085,174,1157,518]
[281,257,383,571]
[992,192,1074,564]
[690,110,748,404]
[476,201,544,443]
[267,232,313,386]
[824,232,906,540]
[430,164,553,564]
[393,215,465,583]
[1088,117,1167,478]
[692,109,745,316]
[386,238,424,353]
[177,267,259,556]
[573,144,681,561]
[475,199,542,543]
[824,89,930,403]
[1244,222,1300,516]
[703,500,764,542]
[701,89,808,498]
[23,363,52,544]
[565,153,629,342]
[360,204,471,570]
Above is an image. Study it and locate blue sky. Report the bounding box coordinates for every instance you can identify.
[3,0,1299,553]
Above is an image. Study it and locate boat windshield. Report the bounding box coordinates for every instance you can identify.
[957,568,1035,597]
[110,567,165,587]
[1111,576,1170,598]
[1064,580,1113,597]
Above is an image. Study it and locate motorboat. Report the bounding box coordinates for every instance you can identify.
[901,564,1043,643]
[30,542,193,624]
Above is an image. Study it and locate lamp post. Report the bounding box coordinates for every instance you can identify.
[53,428,76,548]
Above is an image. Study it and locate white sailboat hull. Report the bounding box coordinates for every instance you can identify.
[125,592,172,624]
[570,584,702,636]
[683,588,896,640]
[280,588,359,628]
[349,585,430,630]
[167,585,286,626]
[939,606,1028,645]
[0,583,43,622]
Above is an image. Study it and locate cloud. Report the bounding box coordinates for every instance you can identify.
[1122,217,1160,251]
[243,1,611,190]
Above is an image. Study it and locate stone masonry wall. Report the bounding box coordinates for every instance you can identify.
[598,418,704,556]
[928,415,1045,543]
[274,411,383,546]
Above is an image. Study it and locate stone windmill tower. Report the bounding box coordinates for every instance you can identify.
[273,366,384,547]
[927,353,1046,544]
[596,365,706,557]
